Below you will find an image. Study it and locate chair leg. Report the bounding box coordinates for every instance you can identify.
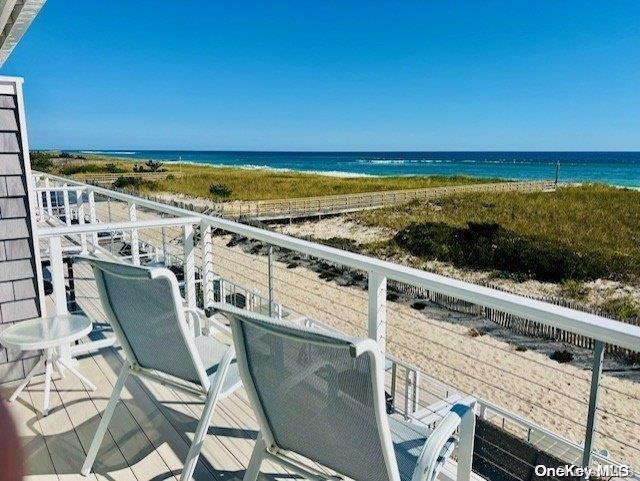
[179,387,221,481]
[81,364,129,476]
[243,434,267,481]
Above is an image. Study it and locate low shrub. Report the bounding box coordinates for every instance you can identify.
[30,151,54,172]
[113,176,158,190]
[600,296,639,320]
[105,163,126,173]
[208,183,233,199]
[60,163,112,175]
[467,327,485,337]
[550,350,574,363]
[394,221,606,282]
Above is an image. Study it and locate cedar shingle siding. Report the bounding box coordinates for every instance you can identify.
[0,91,42,383]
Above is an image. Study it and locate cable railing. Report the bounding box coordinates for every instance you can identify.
[32,171,640,480]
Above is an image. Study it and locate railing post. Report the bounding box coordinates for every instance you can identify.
[107,197,114,254]
[368,271,387,351]
[87,189,98,251]
[183,223,196,310]
[44,177,53,218]
[62,183,71,226]
[161,226,168,265]
[582,340,605,468]
[268,246,274,316]
[201,222,214,309]
[76,188,87,253]
[48,236,67,315]
[128,202,140,264]
[37,184,44,221]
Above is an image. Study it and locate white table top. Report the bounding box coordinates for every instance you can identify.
[0,314,92,351]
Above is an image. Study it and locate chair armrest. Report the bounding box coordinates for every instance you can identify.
[411,397,476,481]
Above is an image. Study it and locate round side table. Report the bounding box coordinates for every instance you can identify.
[0,314,96,415]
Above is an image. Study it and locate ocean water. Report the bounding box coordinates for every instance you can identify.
[76,151,640,187]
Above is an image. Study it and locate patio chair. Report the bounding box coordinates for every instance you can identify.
[79,257,241,481]
[213,303,476,481]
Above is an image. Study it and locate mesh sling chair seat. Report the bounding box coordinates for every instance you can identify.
[79,257,241,481]
[214,303,477,481]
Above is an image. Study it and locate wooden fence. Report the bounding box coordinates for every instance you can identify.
[390,279,640,362]
[216,180,556,220]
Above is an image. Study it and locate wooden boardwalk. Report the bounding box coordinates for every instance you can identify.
[139,180,556,221]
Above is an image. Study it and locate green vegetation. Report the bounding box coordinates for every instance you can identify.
[30,151,54,172]
[60,163,125,175]
[113,176,158,189]
[355,185,640,282]
[208,183,233,199]
[600,296,639,320]
[151,167,493,201]
[134,160,166,172]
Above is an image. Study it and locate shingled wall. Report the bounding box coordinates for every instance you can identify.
[0,78,43,384]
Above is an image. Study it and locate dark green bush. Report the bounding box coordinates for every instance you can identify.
[30,151,54,172]
[394,221,606,282]
[105,163,125,173]
[208,183,233,198]
[60,163,110,175]
[113,176,158,190]
[144,160,165,172]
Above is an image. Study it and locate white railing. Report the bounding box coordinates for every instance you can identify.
[32,171,640,478]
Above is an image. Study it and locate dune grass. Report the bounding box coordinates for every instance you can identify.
[44,155,498,201]
[354,184,640,281]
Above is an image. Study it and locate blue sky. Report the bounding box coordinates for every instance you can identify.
[3,1,640,150]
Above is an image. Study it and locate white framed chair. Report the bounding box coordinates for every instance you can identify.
[79,257,241,481]
[214,303,477,481]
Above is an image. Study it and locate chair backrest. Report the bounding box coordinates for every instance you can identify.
[221,305,399,481]
[82,257,210,389]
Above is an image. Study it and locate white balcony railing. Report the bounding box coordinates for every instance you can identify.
[32,171,640,480]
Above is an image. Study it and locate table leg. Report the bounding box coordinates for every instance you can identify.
[54,359,66,379]
[59,358,97,391]
[9,354,45,403]
[43,350,53,416]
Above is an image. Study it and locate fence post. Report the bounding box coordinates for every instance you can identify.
[582,340,605,468]
[87,189,98,251]
[76,188,87,253]
[368,271,387,351]
[183,223,196,310]
[62,183,71,226]
[128,202,140,264]
[268,246,275,316]
[201,222,214,309]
